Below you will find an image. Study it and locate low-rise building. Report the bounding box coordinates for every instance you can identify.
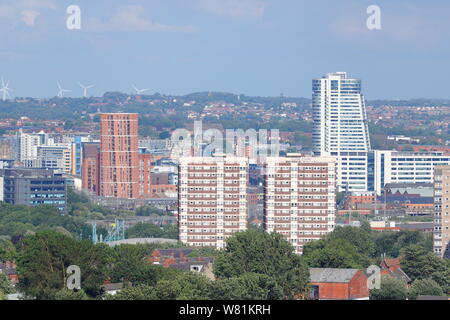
[309,268,369,300]
[380,258,411,284]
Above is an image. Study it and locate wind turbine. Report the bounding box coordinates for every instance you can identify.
[0,77,12,101]
[57,81,71,98]
[132,84,149,95]
[78,82,95,97]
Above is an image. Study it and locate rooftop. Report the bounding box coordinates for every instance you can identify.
[309,268,360,283]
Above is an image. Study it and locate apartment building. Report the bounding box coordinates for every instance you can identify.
[263,155,337,254]
[99,113,140,198]
[433,166,450,259]
[18,130,47,162]
[178,156,249,249]
[81,143,100,195]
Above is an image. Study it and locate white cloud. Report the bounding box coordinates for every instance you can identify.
[21,10,40,27]
[0,0,55,27]
[88,5,198,33]
[193,0,266,20]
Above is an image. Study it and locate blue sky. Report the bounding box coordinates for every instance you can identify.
[1,0,450,99]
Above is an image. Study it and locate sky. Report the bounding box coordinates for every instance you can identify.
[1,0,450,99]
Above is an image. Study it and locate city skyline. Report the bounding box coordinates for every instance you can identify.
[0,0,450,99]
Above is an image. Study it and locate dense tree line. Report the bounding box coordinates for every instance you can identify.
[124,223,178,240]
[302,223,432,269]
[1,204,447,300]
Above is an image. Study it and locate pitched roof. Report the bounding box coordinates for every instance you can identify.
[170,259,213,272]
[309,268,360,283]
[383,258,400,268]
[391,268,411,283]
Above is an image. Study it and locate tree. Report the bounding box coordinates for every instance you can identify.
[124,223,178,239]
[0,272,14,298]
[209,273,283,300]
[106,284,156,300]
[136,205,166,217]
[108,243,182,286]
[53,288,89,300]
[16,231,111,299]
[213,229,310,299]
[328,225,376,258]
[0,237,16,262]
[400,245,450,293]
[188,247,220,258]
[373,231,431,258]
[153,272,211,300]
[408,279,444,300]
[302,226,375,269]
[370,275,408,300]
[303,238,367,269]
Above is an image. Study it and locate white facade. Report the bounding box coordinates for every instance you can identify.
[178,156,248,249]
[18,130,75,174]
[312,72,371,191]
[0,176,3,202]
[37,144,73,174]
[19,130,47,162]
[373,150,450,195]
[263,156,336,254]
[433,167,450,259]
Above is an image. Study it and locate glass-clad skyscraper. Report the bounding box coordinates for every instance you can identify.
[312,72,371,191]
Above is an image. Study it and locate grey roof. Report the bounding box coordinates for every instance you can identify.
[390,268,412,283]
[385,183,433,188]
[398,223,433,230]
[171,260,212,272]
[157,248,193,258]
[309,268,360,283]
[106,238,178,247]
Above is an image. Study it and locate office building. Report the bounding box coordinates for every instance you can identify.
[433,166,450,259]
[312,72,371,192]
[99,113,139,198]
[36,144,73,174]
[0,168,67,212]
[178,156,249,249]
[263,155,337,254]
[372,150,450,195]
